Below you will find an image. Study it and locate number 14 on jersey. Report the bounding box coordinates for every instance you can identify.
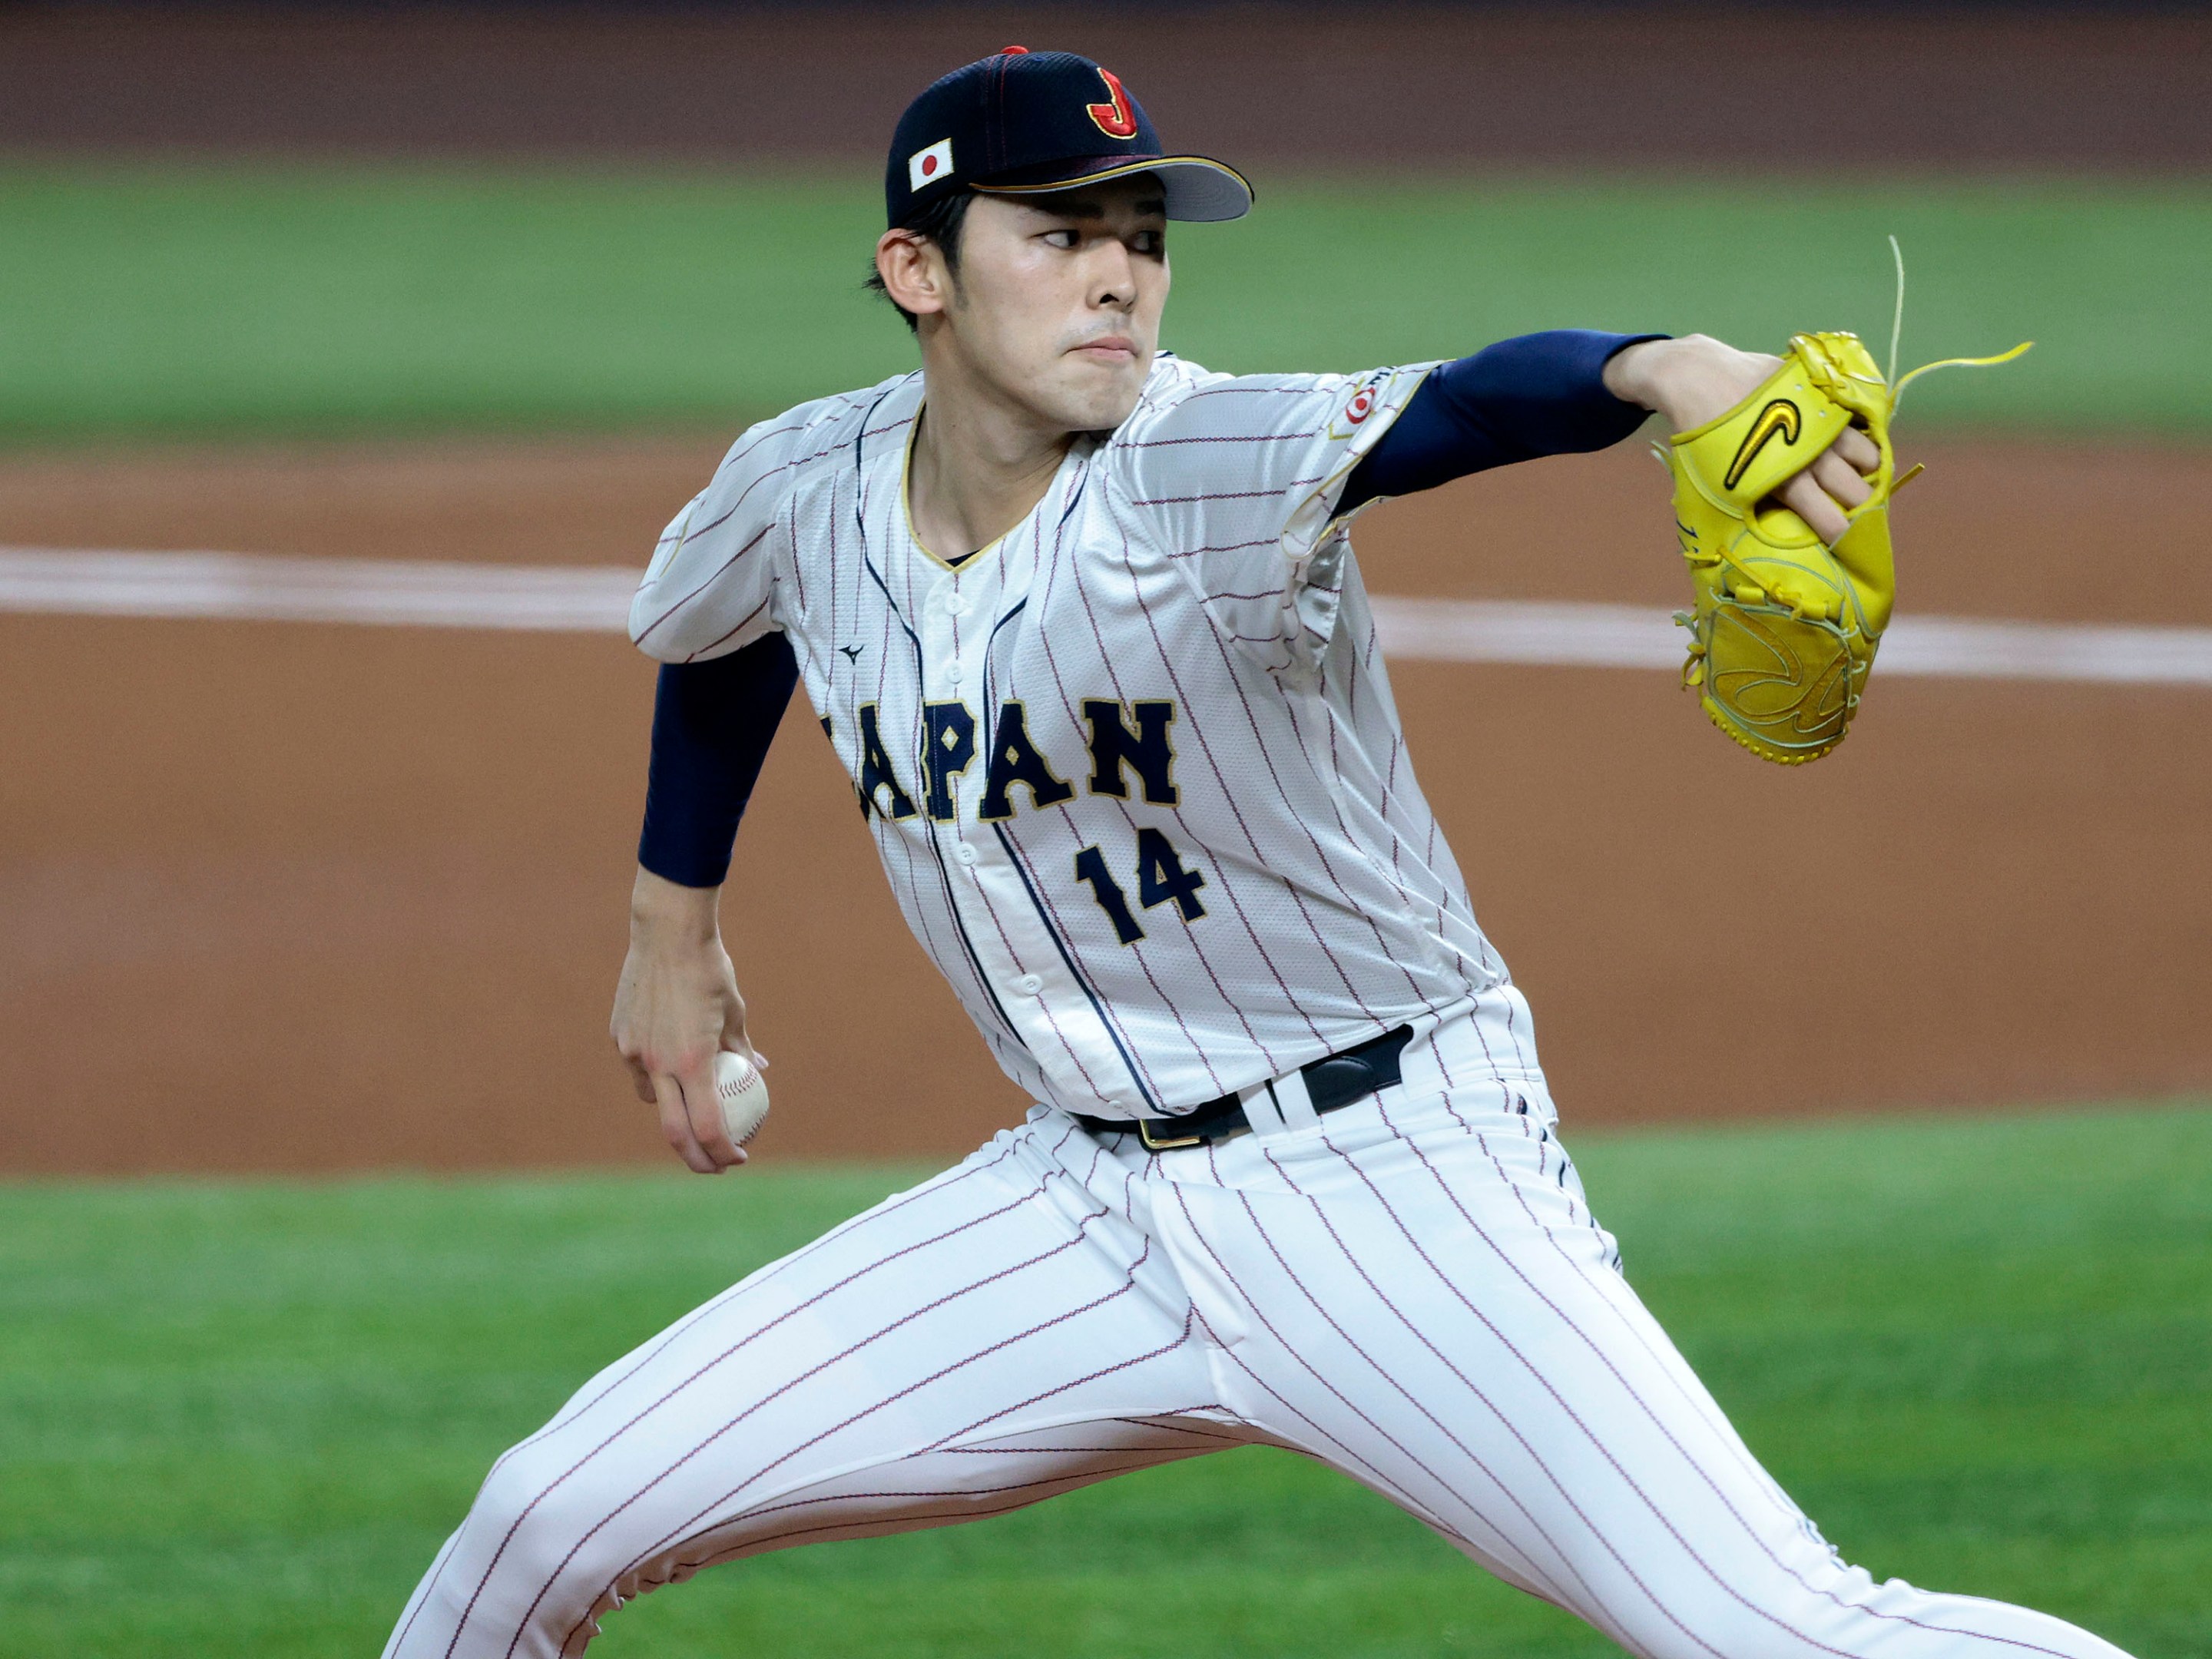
[1074,829,1208,945]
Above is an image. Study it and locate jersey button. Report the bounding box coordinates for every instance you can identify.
[1014,974,1044,997]
[943,592,970,615]
[954,842,980,866]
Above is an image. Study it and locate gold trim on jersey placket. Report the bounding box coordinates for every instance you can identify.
[900,406,1018,576]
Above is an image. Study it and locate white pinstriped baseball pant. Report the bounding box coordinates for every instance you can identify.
[385,1014,2133,1659]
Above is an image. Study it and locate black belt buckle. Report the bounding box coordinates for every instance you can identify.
[1119,1024,1413,1152]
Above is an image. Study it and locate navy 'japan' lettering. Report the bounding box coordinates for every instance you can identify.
[979,700,1075,820]
[1081,699,1179,804]
[921,701,978,820]
[855,703,918,821]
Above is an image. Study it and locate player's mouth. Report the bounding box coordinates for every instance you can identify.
[1068,336,1140,365]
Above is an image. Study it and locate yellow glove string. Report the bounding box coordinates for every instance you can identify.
[1893,340,2035,405]
[1886,235,2033,408]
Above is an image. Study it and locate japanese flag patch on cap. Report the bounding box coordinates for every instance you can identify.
[908,138,955,192]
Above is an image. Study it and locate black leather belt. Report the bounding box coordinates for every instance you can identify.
[1074,1025,1415,1152]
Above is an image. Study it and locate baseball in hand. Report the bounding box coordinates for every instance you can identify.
[713,1051,771,1148]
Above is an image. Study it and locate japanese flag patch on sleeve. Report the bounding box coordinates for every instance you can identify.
[1326,373,1387,441]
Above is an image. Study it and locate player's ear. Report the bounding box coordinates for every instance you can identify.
[876,230,952,320]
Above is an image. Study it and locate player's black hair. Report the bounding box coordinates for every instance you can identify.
[865,189,974,333]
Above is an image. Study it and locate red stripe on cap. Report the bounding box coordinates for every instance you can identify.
[1000,44,1029,54]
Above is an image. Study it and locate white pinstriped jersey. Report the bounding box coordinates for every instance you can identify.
[630,354,1544,1121]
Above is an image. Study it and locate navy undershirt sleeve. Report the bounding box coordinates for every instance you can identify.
[636,633,800,889]
[1338,329,1666,515]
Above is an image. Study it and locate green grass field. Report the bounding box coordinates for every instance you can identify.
[3,1104,2207,1659]
[2,166,2207,442]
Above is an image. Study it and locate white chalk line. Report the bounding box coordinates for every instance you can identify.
[5,546,2210,687]
[0,548,631,632]
[1365,597,2212,686]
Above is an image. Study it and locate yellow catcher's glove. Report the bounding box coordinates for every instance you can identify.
[1668,330,2025,764]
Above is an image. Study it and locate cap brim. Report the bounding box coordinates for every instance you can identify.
[972,156,1254,223]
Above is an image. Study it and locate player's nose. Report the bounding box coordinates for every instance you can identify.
[1084,243,1139,310]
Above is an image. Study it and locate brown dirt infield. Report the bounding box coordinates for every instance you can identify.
[2,433,2207,1175]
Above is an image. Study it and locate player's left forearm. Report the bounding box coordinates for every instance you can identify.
[1336,329,1664,512]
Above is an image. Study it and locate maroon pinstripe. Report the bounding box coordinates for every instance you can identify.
[631,521,775,646]
[1119,427,1324,448]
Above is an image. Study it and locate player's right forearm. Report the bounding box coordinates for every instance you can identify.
[637,634,801,889]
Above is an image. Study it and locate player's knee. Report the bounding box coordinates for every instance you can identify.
[463,1439,609,1589]
[382,1449,614,1658]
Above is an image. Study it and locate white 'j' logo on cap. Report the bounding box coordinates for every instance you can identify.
[909,139,955,190]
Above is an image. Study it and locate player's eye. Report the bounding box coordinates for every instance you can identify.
[1131,230,1164,257]
[1041,229,1079,250]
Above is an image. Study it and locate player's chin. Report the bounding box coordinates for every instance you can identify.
[1044,360,1147,434]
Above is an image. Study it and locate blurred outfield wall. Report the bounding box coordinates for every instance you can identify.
[2,4,2207,172]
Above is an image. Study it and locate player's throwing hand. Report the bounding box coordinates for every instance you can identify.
[609,866,764,1172]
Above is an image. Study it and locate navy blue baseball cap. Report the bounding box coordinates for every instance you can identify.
[886,47,1253,228]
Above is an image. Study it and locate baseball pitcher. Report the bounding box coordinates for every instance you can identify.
[384,48,2130,1659]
